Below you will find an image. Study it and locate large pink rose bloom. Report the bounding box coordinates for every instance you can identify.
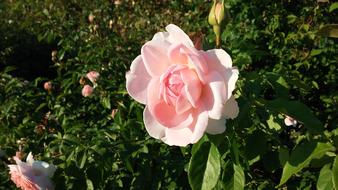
[8,152,56,190]
[126,24,239,146]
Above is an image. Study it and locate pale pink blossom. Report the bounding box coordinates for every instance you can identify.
[88,13,94,23]
[43,82,52,91]
[8,152,56,190]
[82,85,93,97]
[126,24,239,146]
[86,71,100,84]
[284,115,297,126]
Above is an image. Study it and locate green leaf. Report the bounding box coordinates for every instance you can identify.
[333,156,338,189]
[265,99,323,133]
[317,164,333,190]
[188,142,221,190]
[329,2,338,12]
[233,164,245,190]
[86,179,94,190]
[224,164,245,190]
[101,97,111,109]
[278,141,335,186]
[317,24,338,38]
[267,115,282,131]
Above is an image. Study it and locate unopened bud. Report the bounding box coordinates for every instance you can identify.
[88,13,94,23]
[109,20,113,29]
[44,81,52,91]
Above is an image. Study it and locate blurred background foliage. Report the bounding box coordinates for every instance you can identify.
[0,0,337,189]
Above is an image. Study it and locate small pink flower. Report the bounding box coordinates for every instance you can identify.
[82,85,93,97]
[126,24,239,146]
[88,13,94,23]
[86,71,100,84]
[43,82,52,91]
[8,152,56,190]
[284,115,297,126]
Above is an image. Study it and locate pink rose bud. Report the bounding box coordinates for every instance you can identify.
[82,85,93,97]
[111,109,118,119]
[44,81,52,91]
[8,152,56,190]
[126,24,239,147]
[284,115,297,127]
[88,13,94,23]
[86,71,100,84]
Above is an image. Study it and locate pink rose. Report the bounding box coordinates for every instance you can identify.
[126,24,239,146]
[82,85,93,97]
[43,82,52,91]
[284,115,297,126]
[8,152,56,190]
[86,71,100,84]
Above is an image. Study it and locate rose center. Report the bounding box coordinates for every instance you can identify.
[160,65,187,105]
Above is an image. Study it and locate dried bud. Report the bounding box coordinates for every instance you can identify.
[79,77,86,85]
[111,109,118,119]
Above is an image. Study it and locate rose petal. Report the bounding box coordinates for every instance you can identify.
[205,118,226,135]
[175,94,192,115]
[152,31,170,42]
[204,49,239,99]
[162,128,193,146]
[143,106,166,139]
[205,49,233,69]
[223,96,239,119]
[126,55,151,104]
[141,40,171,76]
[32,161,56,177]
[168,43,188,64]
[26,152,34,165]
[165,24,194,47]
[190,105,209,143]
[180,68,202,107]
[202,71,227,120]
[147,78,193,128]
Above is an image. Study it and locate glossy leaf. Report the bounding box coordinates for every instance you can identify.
[317,164,333,190]
[188,142,221,190]
[278,142,335,186]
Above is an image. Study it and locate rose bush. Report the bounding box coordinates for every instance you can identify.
[8,152,56,190]
[126,24,239,146]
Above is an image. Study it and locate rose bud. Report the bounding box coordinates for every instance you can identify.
[82,85,93,97]
[111,109,118,119]
[86,71,100,84]
[88,13,94,23]
[44,81,52,91]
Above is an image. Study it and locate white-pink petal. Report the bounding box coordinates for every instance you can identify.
[165,24,194,47]
[143,107,166,139]
[223,96,239,119]
[205,118,226,135]
[126,56,151,104]
[141,41,171,76]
